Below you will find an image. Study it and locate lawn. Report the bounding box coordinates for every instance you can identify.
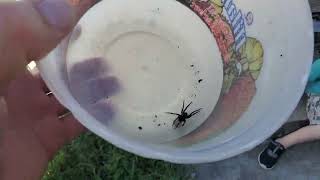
[43,133,193,180]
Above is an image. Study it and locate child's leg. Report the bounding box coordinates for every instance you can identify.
[276,124,320,149]
[258,124,320,169]
[278,94,320,148]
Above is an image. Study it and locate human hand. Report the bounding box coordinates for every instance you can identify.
[1,72,86,180]
[0,0,98,179]
[0,0,96,92]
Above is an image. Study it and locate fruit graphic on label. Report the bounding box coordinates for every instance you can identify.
[239,37,264,80]
[222,59,240,94]
[209,0,223,14]
[176,0,264,144]
[191,0,235,63]
[178,73,256,144]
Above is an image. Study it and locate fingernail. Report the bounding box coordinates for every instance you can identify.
[36,0,74,31]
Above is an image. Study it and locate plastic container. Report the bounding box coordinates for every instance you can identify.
[37,0,314,163]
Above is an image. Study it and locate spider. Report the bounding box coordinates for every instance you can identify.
[166,101,202,129]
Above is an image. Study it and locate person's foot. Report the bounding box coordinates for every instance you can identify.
[258,140,286,170]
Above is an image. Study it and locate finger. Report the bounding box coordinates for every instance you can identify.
[3,71,49,105]
[62,114,87,142]
[3,71,55,127]
[0,97,9,129]
[33,115,70,158]
[36,86,86,148]
[33,114,86,158]
[31,72,72,116]
[30,71,52,95]
[24,0,97,60]
[0,0,97,89]
[48,94,70,116]
[0,0,96,60]
[31,70,71,117]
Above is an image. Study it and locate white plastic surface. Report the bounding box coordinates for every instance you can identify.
[65,0,223,143]
[38,0,314,163]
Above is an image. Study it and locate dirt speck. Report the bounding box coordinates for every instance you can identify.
[141,65,149,71]
[158,124,161,127]
[198,79,203,83]
[155,115,158,118]
[138,126,143,130]
[190,64,194,67]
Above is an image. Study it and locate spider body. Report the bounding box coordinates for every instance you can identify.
[167,101,202,129]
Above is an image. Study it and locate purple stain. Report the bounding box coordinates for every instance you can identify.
[69,57,110,83]
[86,100,115,125]
[68,58,121,126]
[68,57,121,105]
[70,76,120,105]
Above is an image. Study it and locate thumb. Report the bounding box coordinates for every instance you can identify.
[17,0,97,59]
[0,0,97,90]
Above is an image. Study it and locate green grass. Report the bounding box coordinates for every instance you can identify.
[43,133,193,180]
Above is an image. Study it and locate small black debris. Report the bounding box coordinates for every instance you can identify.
[198,79,203,83]
[138,126,143,130]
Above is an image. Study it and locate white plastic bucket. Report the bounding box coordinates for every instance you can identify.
[37,0,314,163]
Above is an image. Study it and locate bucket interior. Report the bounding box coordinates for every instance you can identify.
[38,0,314,163]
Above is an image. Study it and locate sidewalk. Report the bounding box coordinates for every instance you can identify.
[195,140,320,180]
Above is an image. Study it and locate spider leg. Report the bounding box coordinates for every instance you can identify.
[187,108,202,118]
[166,112,180,116]
[184,102,193,112]
[181,100,185,114]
